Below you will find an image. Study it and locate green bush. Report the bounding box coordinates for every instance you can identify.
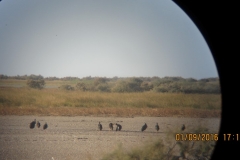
[58,84,74,91]
[112,78,144,92]
[151,80,220,94]
[96,83,111,92]
[26,79,45,89]
[17,75,221,93]
[111,81,130,92]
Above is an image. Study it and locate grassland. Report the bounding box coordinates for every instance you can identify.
[0,85,221,117]
[0,79,221,160]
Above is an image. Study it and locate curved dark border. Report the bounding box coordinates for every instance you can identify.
[172,1,239,159]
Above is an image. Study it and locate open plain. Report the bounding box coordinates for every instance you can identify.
[0,115,221,160]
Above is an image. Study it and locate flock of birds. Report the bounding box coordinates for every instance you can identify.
[98,122,186,132]
[29,119,186,132]
[98,122,123,131]
[29,119,48,130]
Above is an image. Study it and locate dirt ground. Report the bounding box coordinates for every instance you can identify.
[0,116,221,160]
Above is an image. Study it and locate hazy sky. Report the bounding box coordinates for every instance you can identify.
[0,0,218,79]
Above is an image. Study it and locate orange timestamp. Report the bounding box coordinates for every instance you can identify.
[175,133,218,141]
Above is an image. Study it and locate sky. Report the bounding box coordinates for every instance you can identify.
[0,0,219,79]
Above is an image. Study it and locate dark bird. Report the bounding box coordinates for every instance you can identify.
[29,119,36,129]
[98,122,102,131]
[141,123,147,132]
[115,123,122,131]
[37,121,41,128]
[181,124,186,131]
[155,123,159,132]
[43,123,48,130]
[109,123,114,130]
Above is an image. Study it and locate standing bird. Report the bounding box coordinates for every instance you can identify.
[109,123,114,130]
[37,121,41,128]
[155,123,159,132]
[115,123,122,131]
[141,123,147,132]
[98,122,102,131]
[118,124,122,131]
[43,122,48,130]
[181,124,186,131]
[29,119,36,129]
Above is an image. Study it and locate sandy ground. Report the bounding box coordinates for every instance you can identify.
[0,116,220,160]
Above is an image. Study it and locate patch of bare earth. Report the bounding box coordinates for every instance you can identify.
[0,115,220,160]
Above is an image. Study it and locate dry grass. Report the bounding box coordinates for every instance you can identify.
[0,88,221,117]
[0,107,221,117]
[101,126,216,160]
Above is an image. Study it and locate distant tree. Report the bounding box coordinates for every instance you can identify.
[0,74,8,79]
[112,76,118,81]
[28,74,44,80]
[61,76,80,81]
[27,79,45,89]
[45,76,59,81]
[82,76,93,81]
[94,77,108,86]
[186,78,197,82]
[127,78,143,92]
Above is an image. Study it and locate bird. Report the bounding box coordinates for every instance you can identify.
[98,122,102,131]
[155,123,159,132]
[115,123,122,131]
[181,124,186,131]
[37,121,41,128]
[29,119,36,129]
[43,122,48,130]
[109,123,114,130]
[141,123,147,132]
